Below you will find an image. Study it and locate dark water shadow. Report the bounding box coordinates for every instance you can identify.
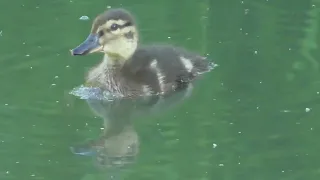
[69,82,196,178]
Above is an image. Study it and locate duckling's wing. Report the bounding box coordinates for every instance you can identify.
[125,45,215,95]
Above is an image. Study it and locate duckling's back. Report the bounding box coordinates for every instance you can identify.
[123,45,215,96]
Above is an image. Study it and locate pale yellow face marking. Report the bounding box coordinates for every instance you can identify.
[94,20,139,61]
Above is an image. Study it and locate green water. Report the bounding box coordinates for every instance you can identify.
[1,0,320,179]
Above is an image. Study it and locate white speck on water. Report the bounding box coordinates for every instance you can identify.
[100,127,104,130]
[1,140,4,143]
[79,16,89,21]
[254,50,258,54]
[282,170,285,173]
[240,28,243,31]
[312,4,316,7]
[218,164,224,167]
[281,110,290,113]
[107,6,111,9]
[26,54,30,57]
[85,123,88,126]
[4,104,8,106]
[6,171,9,174]
[311,127,313,131]
[56,101,59,103]
[0,30,2,36]
[212,143,217,148]
[156,123,160,126]
[30,66,33,69]
[256,106,259,109]
[168,36,171,39]
[317,92,319,94]
[54,76,59,79]
[51,84,56,86]
[245,32,248,35]
[36,6,39,8]
[32,124,36,127]
[16,161,20,164]
[305,108,311,112]
[238,131,242,134]
[21,136,25,139]
[66,65,70,68]
[229,122,234,125]
[22,42,26,45]
[289,48,292,51]
[176,138,179,141]
[40,143,43,146]
[31,174,35,177]
[241,1,244,4]
[244,9,249,14]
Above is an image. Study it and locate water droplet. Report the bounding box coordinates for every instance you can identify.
[212,143,217,148]
[79,16,89,21]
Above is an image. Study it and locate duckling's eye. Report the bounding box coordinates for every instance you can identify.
[110,24,119,31]
[98,30,104,37]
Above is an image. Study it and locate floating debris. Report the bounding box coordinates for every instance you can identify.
[212,143,217,148]
[0,30,2,36]
[79,16,89,21]
[305,108,311,112]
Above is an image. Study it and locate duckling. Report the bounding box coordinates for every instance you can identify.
[70,8,215,102]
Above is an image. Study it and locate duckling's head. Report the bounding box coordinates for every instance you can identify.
[71,8,138,61]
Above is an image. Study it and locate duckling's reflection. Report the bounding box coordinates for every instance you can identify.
[70,83,193,169]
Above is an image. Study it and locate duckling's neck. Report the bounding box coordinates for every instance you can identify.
[103,38,138,65]
[103,53,127,67]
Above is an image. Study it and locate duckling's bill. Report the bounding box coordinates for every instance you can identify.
[71,34,103,56]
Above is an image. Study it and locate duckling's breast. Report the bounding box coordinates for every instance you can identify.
[86,65,144,98]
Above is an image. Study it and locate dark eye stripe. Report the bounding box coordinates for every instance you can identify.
[105,21,133,32]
